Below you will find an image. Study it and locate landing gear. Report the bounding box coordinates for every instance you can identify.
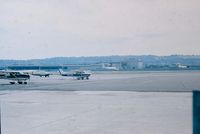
[77,77,85,80]
[18,81,23,84]
[12,81,28,84]
[76,77,90,80]
[10,82,16,84]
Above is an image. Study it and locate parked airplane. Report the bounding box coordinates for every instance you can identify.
[31,70,50,77]
[58,69,91,80]
[0,70,30,84]
[102,63,119,71]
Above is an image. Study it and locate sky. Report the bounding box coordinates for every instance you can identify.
[0,0,200,59]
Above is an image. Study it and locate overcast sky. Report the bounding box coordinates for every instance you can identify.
[0,0,200,59]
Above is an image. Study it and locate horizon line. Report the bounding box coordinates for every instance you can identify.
[0,54,200,61]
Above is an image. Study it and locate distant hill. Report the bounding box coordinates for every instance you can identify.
[0,55,200,67]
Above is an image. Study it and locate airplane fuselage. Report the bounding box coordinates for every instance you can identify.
[0,71,30,84]
[59,69,91,80]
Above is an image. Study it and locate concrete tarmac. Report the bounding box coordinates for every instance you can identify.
[0,91,192,134]
[0,71,198,134]
[0,71,200,92]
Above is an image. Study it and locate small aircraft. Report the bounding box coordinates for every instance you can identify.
[0,70,30,84]
[31,70,50,77]
[58,69,91,80]
[102,63,119,71]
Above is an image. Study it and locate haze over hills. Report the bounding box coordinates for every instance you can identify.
[0,55,200,66]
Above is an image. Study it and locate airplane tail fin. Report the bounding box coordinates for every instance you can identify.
[58,69,64,75]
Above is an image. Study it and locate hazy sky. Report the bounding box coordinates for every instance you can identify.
[0,0,200,59]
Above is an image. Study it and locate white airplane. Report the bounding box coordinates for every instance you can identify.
[0,70,30,84]
[58,69,91,80]
[102,63,119,71]
[31,70,50,77]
